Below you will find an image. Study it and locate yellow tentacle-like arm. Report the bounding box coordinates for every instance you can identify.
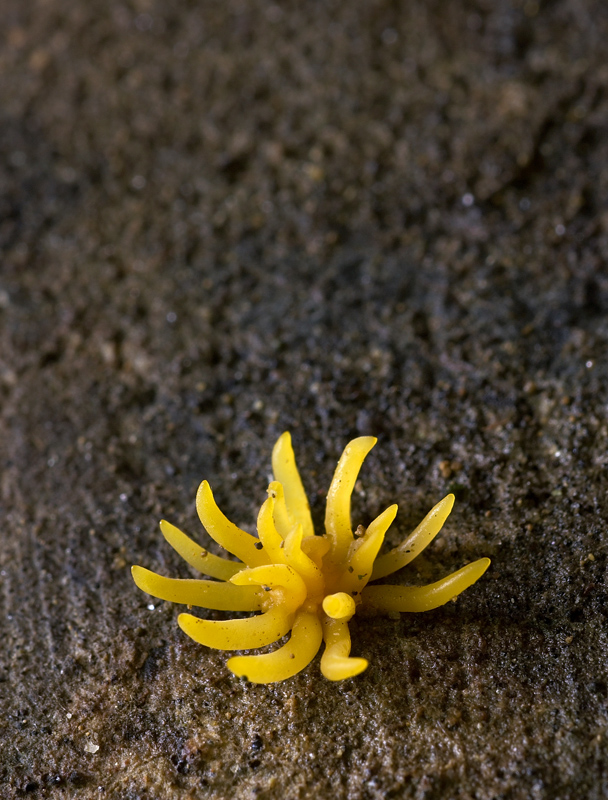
[231,564,308,612]
[271,432,314,539]
[196,481,270,568]
[131,566,263,611]
[178,606,293,650]
[340,504,398,594]
[227,611,323,683]
[321,616,368,680]
[284,523,324,597]
[361,558,491,613]
[267,481,292,539]
[325,437,377,565]
[159,520,244,581]
[257,497,287,565]
[371,494,455,581]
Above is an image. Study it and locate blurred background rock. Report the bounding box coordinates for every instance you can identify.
[1,1,607,797]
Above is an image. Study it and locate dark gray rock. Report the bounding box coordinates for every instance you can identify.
[1,1,608,797]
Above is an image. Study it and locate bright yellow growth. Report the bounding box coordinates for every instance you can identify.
[132,433,490,683]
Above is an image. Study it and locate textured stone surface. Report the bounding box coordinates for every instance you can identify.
[1,1,608,797]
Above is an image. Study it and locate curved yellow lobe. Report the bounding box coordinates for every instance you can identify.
[321,617,368,680]
[178,606,292,650]
[271,432,314,538]
[159,520,244,581]
[362,558,491,612]
[341,504,398,593]
[325,436,377,564]
[196,481,269,568]
[131,565,262,611]
[284,523,324,596]
[267,481,292,539]
[227,610,323,683]
[371,494,455,580]
[257,496,287,564]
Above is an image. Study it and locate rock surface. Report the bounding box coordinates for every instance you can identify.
[1,1,608,798]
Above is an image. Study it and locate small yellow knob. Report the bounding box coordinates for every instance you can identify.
[322,592,356,621]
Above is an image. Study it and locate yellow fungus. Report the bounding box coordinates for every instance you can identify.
[177,605,292,650]
[321,617,368,680]
[322,592,356,620]
[132,433,490,683]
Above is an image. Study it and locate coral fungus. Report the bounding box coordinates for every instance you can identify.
[132,433,490,683]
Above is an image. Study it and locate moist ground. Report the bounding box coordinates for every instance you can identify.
[1,1,608,798]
